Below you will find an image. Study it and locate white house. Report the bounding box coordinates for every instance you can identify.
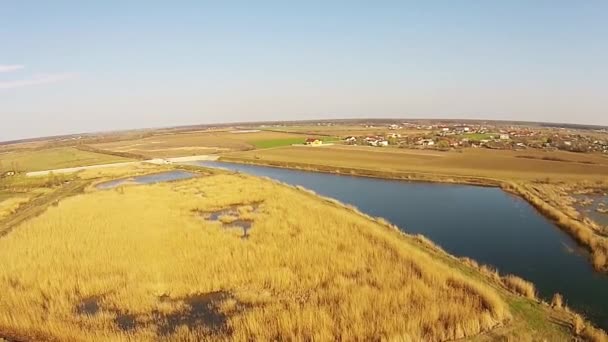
[344,136,357,144]
[305,138,323,145]
[2,171,16,178]
[417,139,435,146]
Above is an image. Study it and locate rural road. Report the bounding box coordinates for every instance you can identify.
[26,155,219,177]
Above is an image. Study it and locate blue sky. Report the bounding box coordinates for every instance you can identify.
[1,1,607,141]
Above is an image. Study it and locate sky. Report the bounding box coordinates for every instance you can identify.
[1,1,607,141]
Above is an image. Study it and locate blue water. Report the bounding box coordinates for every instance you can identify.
[96,170,196,189]
[195,161,608,330]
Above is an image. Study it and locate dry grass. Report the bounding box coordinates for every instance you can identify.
[505,182,608,272]
[501,275,537,300]
[459,257,537,300]
[551,293,564,309]
[0,172,514,341]
[573,314,608,342]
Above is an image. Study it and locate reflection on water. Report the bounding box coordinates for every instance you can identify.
[97,171,197,189]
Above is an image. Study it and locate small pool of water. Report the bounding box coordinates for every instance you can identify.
[575,194,608,228]
[97,171,197,189]
[201,205,258,239]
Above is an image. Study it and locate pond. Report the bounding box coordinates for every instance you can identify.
[194,161,608,330]
[96,170,197,189]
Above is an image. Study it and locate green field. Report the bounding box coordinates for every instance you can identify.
[251,137,308,149]
[0,147,133,172]
[252,136,338,149]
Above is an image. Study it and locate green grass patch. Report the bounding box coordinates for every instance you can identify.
[251,138,307,149]
[251,136,338,149]
[508,298,552,331]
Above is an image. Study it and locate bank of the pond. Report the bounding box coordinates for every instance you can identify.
[197,159,608,332]
[218,156,608,274]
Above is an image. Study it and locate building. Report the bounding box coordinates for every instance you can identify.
[499,134,510,140]
[417,139,435,146]
[305,138,323,146]
[1,171,16,178]
[344,136,357,144]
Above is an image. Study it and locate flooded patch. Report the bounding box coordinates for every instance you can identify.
[77,297,101,315]
[115,313,137,331]
[574,194,608,229]
[206,207,237,221]
[97,171,197,190]
[75,291,243,336]
[199,203,261,238]
[156,292,232,336]
[76,296,139,331]
[227,220,253,238]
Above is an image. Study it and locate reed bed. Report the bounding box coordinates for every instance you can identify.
[504,182,608,271]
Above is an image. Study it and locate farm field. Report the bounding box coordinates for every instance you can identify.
[0,147,133,173]
[91,131,315,158]
[264,124,431,137]
[0,165,589,341]
[222,145,608,182]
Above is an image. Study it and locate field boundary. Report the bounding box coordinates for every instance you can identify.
[0,180,90,238]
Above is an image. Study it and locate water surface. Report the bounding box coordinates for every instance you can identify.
[97,170,196,189]
[575,194,608,228]
[195,161,608,330]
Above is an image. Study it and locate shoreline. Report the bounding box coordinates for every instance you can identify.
[217,156,608,274]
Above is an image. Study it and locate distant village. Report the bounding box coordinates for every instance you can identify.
[335,122,608,153]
